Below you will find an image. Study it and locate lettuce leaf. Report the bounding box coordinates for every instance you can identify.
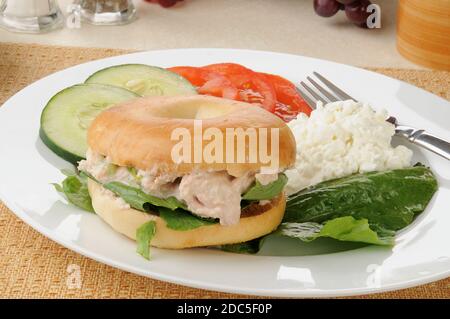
[284,166,438,231]
[242,173,288,200]
[158,207,217,230]
[103,181,186,211]
[81,171,217,230]
[136,221,156,260]
[278,216,394,246]
[53,170,94,213]
[219,238,263,254]
[228,166,437,254]
[81,171,186,211]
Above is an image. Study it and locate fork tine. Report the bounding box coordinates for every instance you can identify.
[313,72,357,102]
[296,86,316,109]
[300,81,327,104]
[306,76,339,102]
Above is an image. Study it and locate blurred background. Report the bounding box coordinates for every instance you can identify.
[0,0,411,68]
[0,0,449,69]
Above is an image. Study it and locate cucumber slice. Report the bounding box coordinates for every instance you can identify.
[40,84,139,164]
[85,64,197,96]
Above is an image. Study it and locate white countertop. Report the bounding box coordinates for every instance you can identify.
[0,0,423,69]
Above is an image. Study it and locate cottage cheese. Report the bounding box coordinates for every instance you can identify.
[285,100,413,195]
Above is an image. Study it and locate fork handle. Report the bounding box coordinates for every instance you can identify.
[395,125,450,161]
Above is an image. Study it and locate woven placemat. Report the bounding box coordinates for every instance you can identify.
[0,42,449,299]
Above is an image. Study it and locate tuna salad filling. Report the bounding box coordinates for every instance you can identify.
[78,149,284,226]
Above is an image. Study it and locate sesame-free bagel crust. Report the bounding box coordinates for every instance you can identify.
[87,95,296,177]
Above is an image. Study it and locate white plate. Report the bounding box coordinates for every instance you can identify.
[0,49,449,297]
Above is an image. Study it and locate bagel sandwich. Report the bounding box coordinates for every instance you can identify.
[78,95,296,256]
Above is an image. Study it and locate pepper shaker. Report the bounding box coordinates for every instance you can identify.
[78,0,136,25]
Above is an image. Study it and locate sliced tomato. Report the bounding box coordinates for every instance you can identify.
[202,63,276,112]
[168,66,238,100]
[169,64,311,122]
[260,73,312,121]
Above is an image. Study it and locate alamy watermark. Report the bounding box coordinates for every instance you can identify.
[66,4,82,29]
[171,121,280,173]
[66,263,82,289]
[367,4,381,29]
[366,263,382,288]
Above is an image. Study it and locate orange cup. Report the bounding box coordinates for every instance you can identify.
[397,0,450,70]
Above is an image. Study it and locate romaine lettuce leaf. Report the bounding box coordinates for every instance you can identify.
[136,221,156,260]
[158,207,217,230]
[53,170,94,213]
[242,173,287,200]
[81,172,217,230]
[278,216,394,246]
[229,166,437,254]
[284,166,438,231]
[103,181,186,211]
[219,238,263,254]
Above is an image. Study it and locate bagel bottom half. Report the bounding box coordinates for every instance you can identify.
[88,179,286,249]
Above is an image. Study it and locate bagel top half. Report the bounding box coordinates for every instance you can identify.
[87,95,296,177]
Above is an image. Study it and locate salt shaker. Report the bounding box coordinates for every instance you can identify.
[0,0,63,33]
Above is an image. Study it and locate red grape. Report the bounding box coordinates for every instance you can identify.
[314,0,340,17]
[144,0,183,8]
[345,0,372,27]
[159,0,180,8]
[336,0,358,4]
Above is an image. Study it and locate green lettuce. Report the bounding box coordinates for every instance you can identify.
[136,221,156,260]
[278,216,394,246]
[158,207,217,231]
[228,166,437,254]
[80,172,218,230]
[242,173,288,200]
[76,171,288,233]
[53,169,94,213]
[220,238,264,254]
[284,166,438,231]
[103,181,186,211]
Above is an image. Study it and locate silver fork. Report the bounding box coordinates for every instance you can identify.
[296,72,450,161]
